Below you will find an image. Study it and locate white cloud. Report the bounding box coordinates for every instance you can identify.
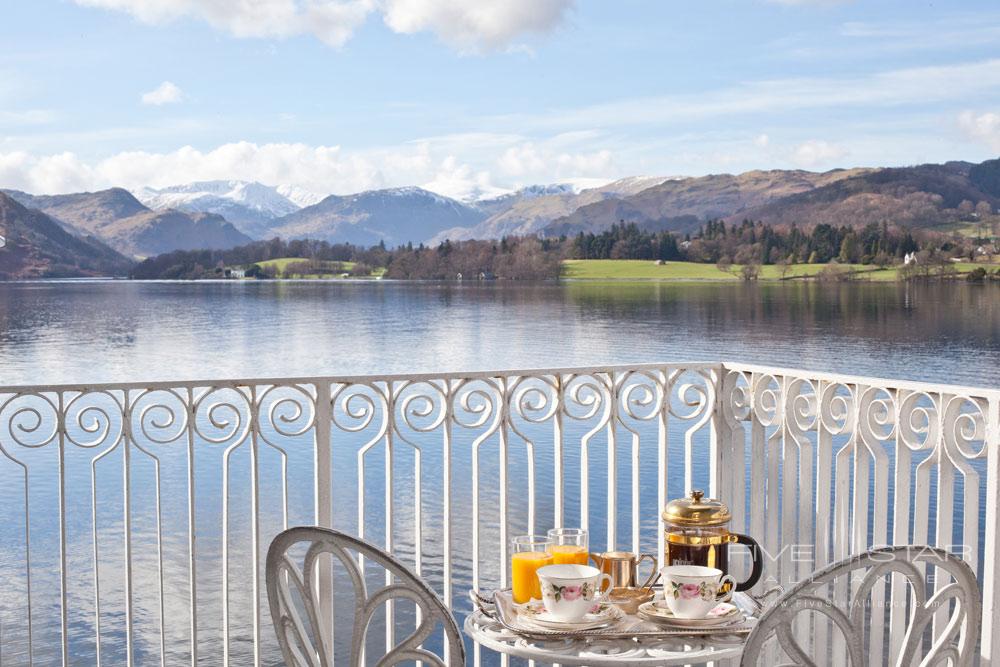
[73,0,573,51]
[382,0,574,52]
[958,110,1000,152]
[141,81,184,105]
[421,155,505,200]
[0,135,618,199]
[754,133,770,148]
[790,139,848,167]
[0,143,370,195]
[497,142,612,182]
[77,0,373,47]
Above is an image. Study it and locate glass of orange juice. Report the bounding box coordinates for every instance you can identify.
[511,535,553,603]
[547,528,589,565]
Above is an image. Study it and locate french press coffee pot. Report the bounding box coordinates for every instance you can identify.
[661,490,763,591]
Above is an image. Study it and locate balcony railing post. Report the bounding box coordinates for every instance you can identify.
[313,381,334,653]
[984,395,1000,665]
[710,365,731,507]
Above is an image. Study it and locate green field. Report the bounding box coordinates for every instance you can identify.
[563,259,739,280]
[561,259,865,281]
[254,257,355,273]
[561,259,998,282]
[249,257,386,279]
[238,257,997,282]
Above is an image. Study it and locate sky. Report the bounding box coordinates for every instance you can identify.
[2,0,1000,200]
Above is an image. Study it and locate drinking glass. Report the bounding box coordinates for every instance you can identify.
[511,535,553,603]
[546,528,589,565]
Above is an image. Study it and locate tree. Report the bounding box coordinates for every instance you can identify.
[733,246,756,266]
[967,267,987,283]
[776,258,792,280]
[350,262,373,277]
[898,261,917,281]
[838,232,859,264]
[818,260,849,282]
[740,261,761,282]
[716,255,733,274]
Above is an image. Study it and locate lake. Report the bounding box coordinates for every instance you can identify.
[0,279,998,665]
[1,279,998,388]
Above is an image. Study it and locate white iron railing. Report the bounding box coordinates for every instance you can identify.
[0,363,996,666]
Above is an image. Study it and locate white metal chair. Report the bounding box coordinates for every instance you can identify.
[266,526,465,666]
[741,545,981,667]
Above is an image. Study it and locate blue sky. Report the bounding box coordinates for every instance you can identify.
[2,0,1000,199]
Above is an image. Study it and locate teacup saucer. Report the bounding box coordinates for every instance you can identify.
[637,601,742,627]
[517,601,623,630]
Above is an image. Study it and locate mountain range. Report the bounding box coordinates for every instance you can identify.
[1,187,252,259]
[3,158,999,276]
[429,176,676,244]
[0,192,131,278]
[136,180,319,238]
[268,186,486,247]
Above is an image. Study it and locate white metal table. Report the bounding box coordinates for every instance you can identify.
[464,610,746,666]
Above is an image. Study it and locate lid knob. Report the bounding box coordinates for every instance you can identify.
[661,489,732,527]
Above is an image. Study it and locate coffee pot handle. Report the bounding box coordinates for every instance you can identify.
[732,534,763,592]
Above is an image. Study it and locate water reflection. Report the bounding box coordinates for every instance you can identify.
[0,277,996,665]
[0,280,996,388]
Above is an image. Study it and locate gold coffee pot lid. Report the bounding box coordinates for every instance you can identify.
[661,489,732,527]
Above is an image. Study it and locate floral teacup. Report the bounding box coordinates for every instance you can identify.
[536,564,613,622]
[660,565,736,618]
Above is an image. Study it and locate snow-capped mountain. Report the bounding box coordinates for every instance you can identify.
[473,183,578,216]
[428,176,673,243]
[135,180,320,237]
[268,186,486,246]
[275,184,326,208]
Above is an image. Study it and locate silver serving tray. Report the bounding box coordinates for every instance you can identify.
[479,589,758,641]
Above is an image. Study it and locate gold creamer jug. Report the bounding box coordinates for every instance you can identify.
[589,551,656,590]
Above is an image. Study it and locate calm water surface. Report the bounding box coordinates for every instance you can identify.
[0,280,998,665]
[0,279,997,387]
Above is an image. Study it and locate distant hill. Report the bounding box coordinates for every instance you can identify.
[472,183,578,218]
[727,163,1000,229]
[432,176,673,243]
[135,180,311,237]
[0,192,132,278]
[267,186,485,246]
[3,187,149,232]
[94,209,253,258]
[540,162,1000,237]
[2,187,252,258]
[542,169,870,236]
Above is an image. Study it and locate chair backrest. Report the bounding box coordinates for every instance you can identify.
[741,545,981,667]
[266,526,465,667]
